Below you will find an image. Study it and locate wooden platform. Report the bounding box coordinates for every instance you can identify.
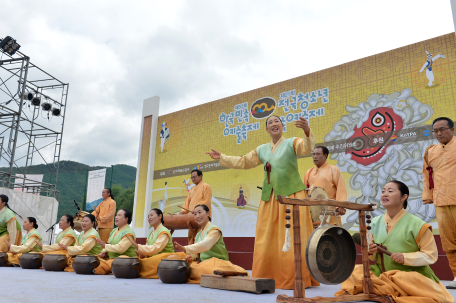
[200,274,275,294]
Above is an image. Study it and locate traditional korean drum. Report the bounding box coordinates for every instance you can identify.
[42,254,68,271]
[308,187,330,224]
[72,255,100,275]
[163,213,198,230]
[112,257,140,279]
[19,252,43,269]
[157,259,190,284]
[0,252,8,267]
[73,211,97,232]
[306,225,356,284]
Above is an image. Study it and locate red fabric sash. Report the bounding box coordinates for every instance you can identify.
[426,166,434,189]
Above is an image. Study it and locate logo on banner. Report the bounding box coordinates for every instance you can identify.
[250,97,276,119]
[346,108,403,166]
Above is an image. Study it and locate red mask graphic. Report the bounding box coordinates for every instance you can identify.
[346,107,403,166]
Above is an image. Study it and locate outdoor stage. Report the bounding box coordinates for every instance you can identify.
[3,267,455,303]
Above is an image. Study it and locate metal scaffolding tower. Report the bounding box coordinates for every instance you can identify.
[0,38,69,200]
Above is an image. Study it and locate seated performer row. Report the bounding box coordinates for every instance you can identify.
[2,203,247,281]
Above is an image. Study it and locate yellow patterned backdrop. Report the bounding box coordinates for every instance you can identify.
[144,32,456,237]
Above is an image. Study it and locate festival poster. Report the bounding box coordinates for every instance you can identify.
[148,32,455,237]
[85,168,107,211]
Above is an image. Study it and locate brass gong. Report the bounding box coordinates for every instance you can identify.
[306,225,356,284]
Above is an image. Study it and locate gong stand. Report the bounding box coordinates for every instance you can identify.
[276,196,394,303]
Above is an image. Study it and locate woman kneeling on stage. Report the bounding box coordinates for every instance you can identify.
[35,215,77,255]
[4,217,42,266]
[93,209,137,275]
[336,180,454,303]
[0,194,22,251]
[173,204,248,283]
[59,214,103,272]
[129,208,185,278]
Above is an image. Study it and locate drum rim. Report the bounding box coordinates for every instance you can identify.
[43,254,67,259]
[113,257,139,260]
[308,186,327,195]
[73,255,98,259]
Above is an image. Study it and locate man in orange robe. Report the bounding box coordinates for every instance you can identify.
[92,188,116,243]
[179,169,212,243]
[179,169,212,215]
[422,117,456,289]
[303,146,347,225]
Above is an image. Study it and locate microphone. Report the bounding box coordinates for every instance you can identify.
[257,186,263,190]
[46,221,58,232]
[74,200,81,211]
[352,232,392,256]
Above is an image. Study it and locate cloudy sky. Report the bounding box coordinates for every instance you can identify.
[0,0,454,167]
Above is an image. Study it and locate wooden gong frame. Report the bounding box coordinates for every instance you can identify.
[276,196,394,303]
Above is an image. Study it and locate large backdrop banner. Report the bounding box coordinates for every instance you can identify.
[146,32,456,237]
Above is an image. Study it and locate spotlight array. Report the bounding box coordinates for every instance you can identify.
[0,36,20,56]
[23,93,62,119]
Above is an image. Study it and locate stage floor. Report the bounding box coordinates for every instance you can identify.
[2,267,455,303]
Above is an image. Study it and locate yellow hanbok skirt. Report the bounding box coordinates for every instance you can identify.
[253,189,319,289]
[186,257,249,284]
[0,232,22,251]
[335,265,454,303]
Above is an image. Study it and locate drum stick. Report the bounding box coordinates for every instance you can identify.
[352,233,392,256]
[177,205,191,212]
[375,246,392,256]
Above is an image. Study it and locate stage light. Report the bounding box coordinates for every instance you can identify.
[0,36,20,56]
[41,102,51,111]
[51,107,61,116]
[20,91,34,101]
[31,96,41,106]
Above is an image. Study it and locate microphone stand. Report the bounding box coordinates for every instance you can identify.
[46,221,59,245]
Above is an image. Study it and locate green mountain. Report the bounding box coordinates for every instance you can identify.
[0,160,137,221]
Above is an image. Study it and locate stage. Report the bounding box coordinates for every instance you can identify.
[2,267,455,303]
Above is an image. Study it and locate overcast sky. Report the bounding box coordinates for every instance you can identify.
[1,0,454,167]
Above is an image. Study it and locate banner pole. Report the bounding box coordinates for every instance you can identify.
[82,170,89,211]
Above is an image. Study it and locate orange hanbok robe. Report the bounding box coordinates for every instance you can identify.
[303,162,347,226]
